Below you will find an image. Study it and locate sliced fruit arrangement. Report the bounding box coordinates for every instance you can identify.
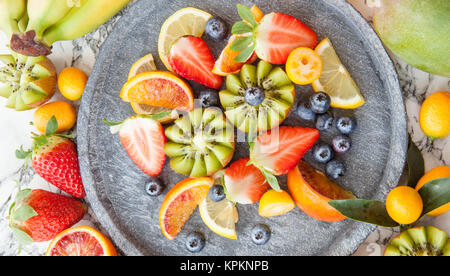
[219,60,295,133]
[46,226,117,256]
[16,117,85,198]
[8,187,86,246]
[168,36,223,89]
[384,226,450,256]
[158,7,212,72]
[312,38,365,109]
[230,5,318,64]
[120,71,194,112]
[159,177,213,240]
[8,0,131,56]
[0,53,56,111]
[222,157,270,204]
[287,161,355,222]
[164,108,235,177]
[106,115,166,177]
[259,189,295,217]
[250,126,320,176]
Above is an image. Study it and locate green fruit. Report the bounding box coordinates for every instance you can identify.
[219,60,295,133]
[164,108,235,177]
[384,226,450,256]
[373,0,450,77]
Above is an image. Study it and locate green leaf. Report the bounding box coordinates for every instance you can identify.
[231,21,253,35]
[236,4,257,27]
[32,135,48,147]
[15,188,31,203]
[406,137,424,187]
[15,146,31,159]
[230,36,254,52]
[418,177,450,215]
[261,170,281,192]
[147,111,173,120]
[11,227,34,246]
[11,205,37,222]
[103,118,123,126]
[45,115,58,136]
[328,199,399,227]
[56,133,75,139]
[234,43,255,63]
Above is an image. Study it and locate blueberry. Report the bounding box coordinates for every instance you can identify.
[251,224,271,245]
[336,116,356,135]
[205,17,228,41]
[199,89,219,108]
[315,113,334,131]
[185,232,206,253]
[312,143,334,163]
[295,101,316,121]
[309,92,331,114]
[145,178,164,197]
[244,87,265,106]
[332,135,352,154]
[208,185,225,202]
[326,160,346,179]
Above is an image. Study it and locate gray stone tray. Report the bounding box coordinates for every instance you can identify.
[77,0,407,256]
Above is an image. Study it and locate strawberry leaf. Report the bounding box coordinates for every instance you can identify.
[236,4,257,27]
[11,227,33,246]
[418,177,450,215]
[11,205,37,222]
[234,43,255,62]
[103,118,123,126]
[15,188,31,203]
[146,111,173,120]
[261,170,281,192]
[32,135,48,147]
[230,36,254,52]
[231,21,253,35]
[45,115,58,136]
[15,146,31,159]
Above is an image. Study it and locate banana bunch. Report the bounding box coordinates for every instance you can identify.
[0,0,131,56]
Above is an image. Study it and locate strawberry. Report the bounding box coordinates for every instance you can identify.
[168,36,223,89]
[106,114,166,177]
[231,5,318,64]
[223,157,270,204]
[17,117,85,198]
[250,126,320,176]
[9,188,86,245]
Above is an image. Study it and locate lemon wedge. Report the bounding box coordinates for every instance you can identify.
[199,195,238,240]
[158,7,212,72]
[312,38,365,109]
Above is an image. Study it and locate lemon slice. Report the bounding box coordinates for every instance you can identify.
[199,195,238,240]
[158,7,212,72]
[312,38,365,109]
[128,54,157,79]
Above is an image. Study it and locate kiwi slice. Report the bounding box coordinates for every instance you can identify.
[219,60,295,133]
[164,108,235,177]
[384,226,450,256]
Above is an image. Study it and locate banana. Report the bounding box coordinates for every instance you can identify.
[42,0,131,45]
[0,0,26,38]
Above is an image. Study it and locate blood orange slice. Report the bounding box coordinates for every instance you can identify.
[120,71,194,112]
[159,177,214,240]
[45,226,117,256]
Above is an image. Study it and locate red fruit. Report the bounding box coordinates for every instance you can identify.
[9,189,86,243]
[168,36,223,89]
[223,157,270,204]
[255,12,318,64]
[116,115,166,177]
[250,126,320,175]
[31,136,85,198]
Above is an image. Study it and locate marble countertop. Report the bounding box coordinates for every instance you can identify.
[0,0,448,256]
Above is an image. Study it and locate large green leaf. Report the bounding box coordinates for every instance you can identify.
[329,199,399,227]
[406,137,424,187]
[418,177,450,215]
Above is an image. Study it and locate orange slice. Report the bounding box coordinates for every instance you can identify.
[258,189,295,217]
[45,226,117,256]
[159,177,214,240]
[120,71,194,112]
[286,47,323,85]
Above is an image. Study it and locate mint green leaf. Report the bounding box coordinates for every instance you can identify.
[418,177,450,215]
[261,170,281,192]
[45,115,58,136]
[234,43,255,63]
[231,21,253,35]
[11,205,37,222]
[236,4,257,27]
[407,136,424,187]
[230,36,253,52]
[329,199,399,227]
[11,227,34,246]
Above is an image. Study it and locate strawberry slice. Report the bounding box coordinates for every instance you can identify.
[255,12,318,64]
[168,36,223,89]
[250,126,320,175]
[110,115,166,177]
[223,157,270,204]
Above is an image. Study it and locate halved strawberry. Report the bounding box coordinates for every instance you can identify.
[255,12,318,64]
[250,126,320,175]
[223,157,270,204]
[107,115,166,177]
[168,36,223,89]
